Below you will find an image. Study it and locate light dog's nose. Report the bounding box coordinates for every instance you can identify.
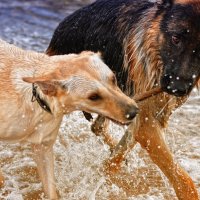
[125,106,139,120]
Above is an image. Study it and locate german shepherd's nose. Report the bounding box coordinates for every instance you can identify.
[161,74,193,97]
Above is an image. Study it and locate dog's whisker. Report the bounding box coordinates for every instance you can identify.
[155,96,175,118]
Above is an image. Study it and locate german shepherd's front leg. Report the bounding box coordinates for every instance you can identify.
[107,104,198,200]
[91,115,117,151]
[104,118,139,173]
[135,113,199,200]
[31,144,58,200]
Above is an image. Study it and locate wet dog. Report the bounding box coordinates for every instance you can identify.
[0,39,138,199]
[47,0,200,199]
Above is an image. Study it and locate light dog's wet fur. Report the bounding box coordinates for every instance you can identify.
[0,39,138,199]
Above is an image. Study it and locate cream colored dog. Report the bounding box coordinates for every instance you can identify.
[0,39,138,199]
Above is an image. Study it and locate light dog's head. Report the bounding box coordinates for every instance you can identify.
[23,52,138,125]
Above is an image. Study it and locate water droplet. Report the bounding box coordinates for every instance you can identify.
[126,114,130,119]
[192,74,196,79]
[172,89,177,93]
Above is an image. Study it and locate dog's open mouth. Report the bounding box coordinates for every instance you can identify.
[83,111,133,126]
[106,116,132,126]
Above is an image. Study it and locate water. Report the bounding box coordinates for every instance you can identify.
[0,1,199,199]
[0,0,94,51]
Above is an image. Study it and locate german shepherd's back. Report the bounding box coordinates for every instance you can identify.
[47,0,158,94]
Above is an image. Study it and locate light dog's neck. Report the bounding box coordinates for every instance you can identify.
[0,41,75,143]
[12,65,73,118]
[0,40,74,118]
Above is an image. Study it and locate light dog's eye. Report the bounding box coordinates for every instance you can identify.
[172,35,181,45]
[88,93,102,101]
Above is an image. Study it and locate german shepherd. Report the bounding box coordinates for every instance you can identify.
[47,0,200,199]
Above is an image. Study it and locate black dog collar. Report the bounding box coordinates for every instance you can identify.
[83,111,93,122]
[31,83,52,114]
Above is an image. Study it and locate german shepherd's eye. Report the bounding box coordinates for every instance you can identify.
[172,35,181,45]
[88,93,102,101]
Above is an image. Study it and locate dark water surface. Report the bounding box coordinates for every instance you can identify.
[0,1,199,200]
[0,0,92,51]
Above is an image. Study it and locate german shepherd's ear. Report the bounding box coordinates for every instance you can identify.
[156,0,174,9]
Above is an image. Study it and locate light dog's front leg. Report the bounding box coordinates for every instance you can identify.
[32,144,58,200]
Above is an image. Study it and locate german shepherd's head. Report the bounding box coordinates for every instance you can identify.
[159,0,200,96]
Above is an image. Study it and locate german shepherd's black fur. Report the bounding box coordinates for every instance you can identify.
[47,0,200,96]
[47,0,200,199]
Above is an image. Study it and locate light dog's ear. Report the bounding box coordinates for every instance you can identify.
[23,77,59,96]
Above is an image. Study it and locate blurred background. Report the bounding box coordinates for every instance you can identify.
[0,0,93,51]
[0,0,199,200]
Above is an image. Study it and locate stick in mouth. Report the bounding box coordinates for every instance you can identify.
[134,87,162,102]
[84,87,162,122]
